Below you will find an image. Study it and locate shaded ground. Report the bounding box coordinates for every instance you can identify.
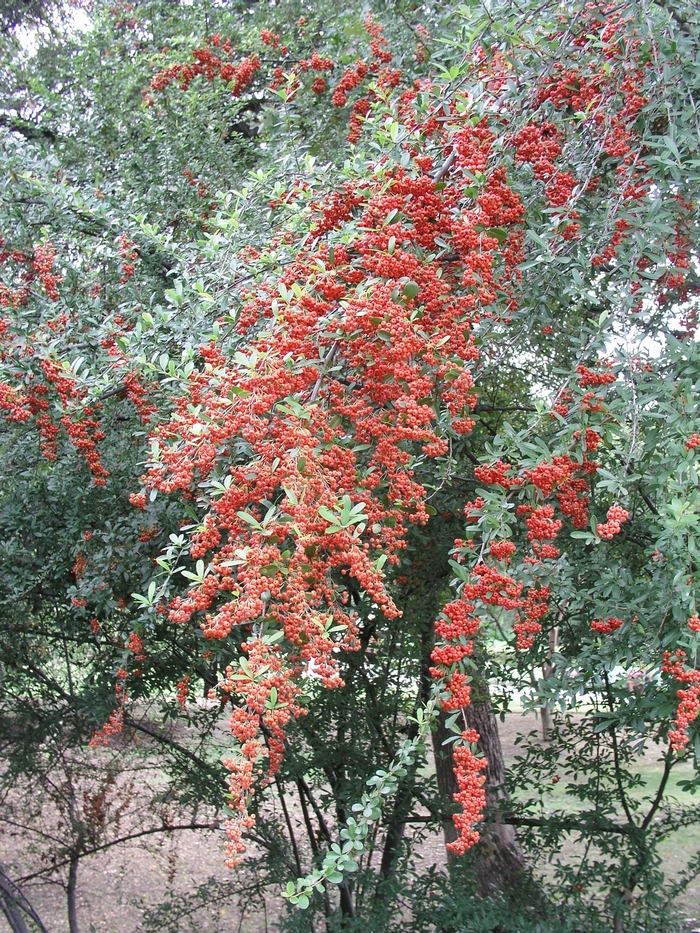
[2,711,699,933]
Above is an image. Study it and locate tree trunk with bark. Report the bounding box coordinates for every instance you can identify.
[67,854,80,933]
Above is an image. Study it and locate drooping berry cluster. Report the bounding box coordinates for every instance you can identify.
[662,651,700,752]
[446,730,487,855]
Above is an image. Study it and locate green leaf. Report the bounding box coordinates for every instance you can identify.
[485,227,507,243]
[237,511,260,526]
[318,506,339,524]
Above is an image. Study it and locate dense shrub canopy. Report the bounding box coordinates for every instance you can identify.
[1,1,700,930]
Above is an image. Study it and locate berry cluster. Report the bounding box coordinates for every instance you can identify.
[176,676,190,710]
[446,731,487,856]
[577,364,616,388]
[590,617,624,634]
[0,238,63,306]
[662,651,700,752]
[512,122,579,238]
[0,348,109,484]
[117,234,139,282]
[90,668,128,747]
[149,43,260,99]
[31,244,62,300]
[596,504,629,540]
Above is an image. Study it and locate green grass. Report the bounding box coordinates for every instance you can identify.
[503,729,700,919]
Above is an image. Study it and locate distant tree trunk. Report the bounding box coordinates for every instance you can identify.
[540,698,554,743]
[432,661,524,896]
[540,626,559,741]
[67,855,80,933]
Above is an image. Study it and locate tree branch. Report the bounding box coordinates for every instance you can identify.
[123,716,228,790]
[13,822,221,885]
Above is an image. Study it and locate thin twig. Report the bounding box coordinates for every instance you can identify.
[308,340,339,403]
[14,822,220,885]
[432,149,456,183]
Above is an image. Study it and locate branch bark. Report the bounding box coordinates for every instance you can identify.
[0,864,49,933]
[377,626,432,882]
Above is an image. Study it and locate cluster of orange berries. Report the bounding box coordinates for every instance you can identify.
[577,364,616,388]
[590,616,624,634]
[259,30,281,49]
[0,238,62,306]
[60,410,109,485]
[0,348,109,483]
[663,651,700,752]
[669,685,700,753]
[117,233,139,281]
[596,504,629,539]
[328,19,404,140]
[149,44,260,99]
[127,632,146,662]
[474,460,516,489]
[123,372,157,423]
[331,60,368,108]
[490,540,517,561]
[108,1,137,29]
[447,731,487,856]
[523,454,597,528]
[90,669,128,747]
[661,652,700,752]
[512,122,579,237]
[73,551,88,581]
[512,586,551,650]
[176,676,190,710]
[31,244,62,300]
[530,10,652,264]
[522,504,563,542]
[207,639,312,865]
